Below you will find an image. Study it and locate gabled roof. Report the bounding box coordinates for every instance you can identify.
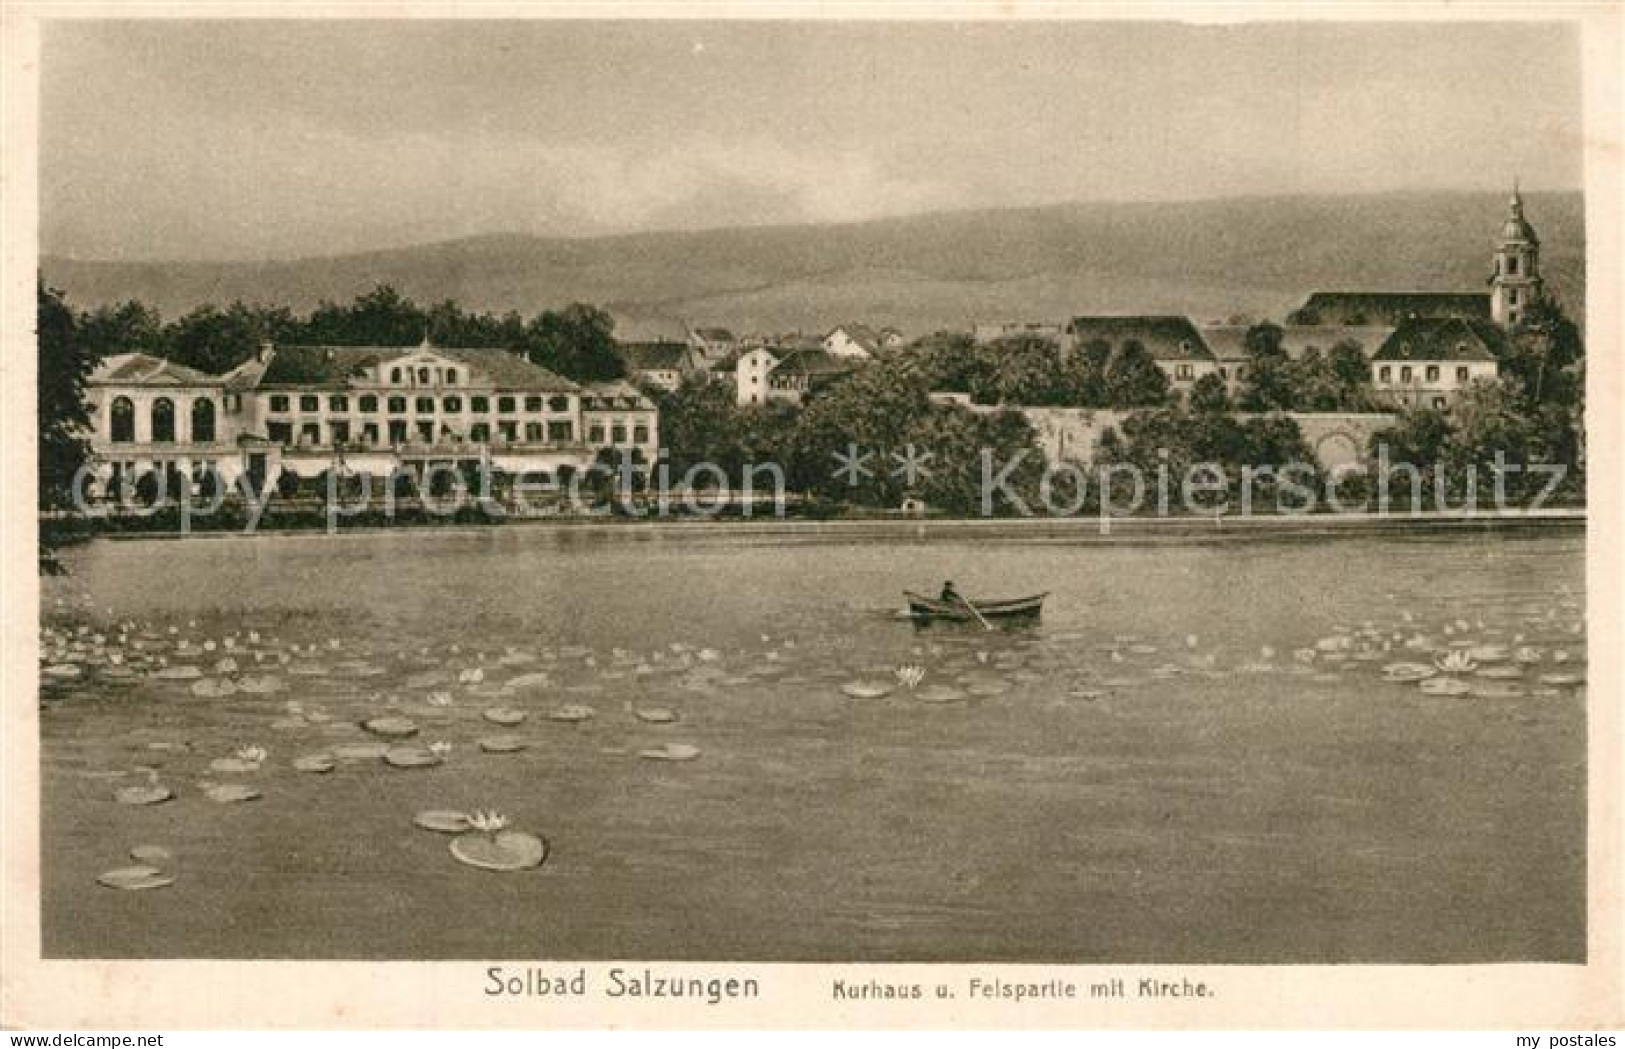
[826,324,881,353]
[581,380,656,410]
[437,347,579,391]
[220,355,270,392]
[1064,316,1215,361]
[1372,317,1507,363]
[690,327,735,343]
[258,345,400,386]
[1296,291,1492,325]
[617,341,692,372]
[258,344,578,392]
[1198,325,1396,362]
[90,352,219,387]
[773,348,861,376]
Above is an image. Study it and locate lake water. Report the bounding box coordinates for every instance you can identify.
[38,523,1586,962]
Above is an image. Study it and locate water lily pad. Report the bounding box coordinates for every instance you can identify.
[383,746,443,769]
[840,681,893,700]
[114,784,173,806]
[97,865,174,891]
[917,685,968,704]
[129,845,173,865]
[633,707,679,723]
[1475,666,1525,680]
[964,681,1011,697]
[363,716,419,739]
[479,735,527,753]
[505,672,551,691]
[1471,681,1526,699]
[548,704,595,722]
[333,743,390,761]
[293,754,337,773]
[450,831,548,872]
[42,663,83,679]
[1420,676,1473,696]
[204,783,261,804]
[209,757,261,774]
[152,665,203,681]
[483,707,527,726]
[1381,662,1436,683]
[639,743,701,762]
[1539,672,1586,686]
[1467,645,1512,664]
[236,675,283,694]
[414,809,471,833]
[270,717,307,731]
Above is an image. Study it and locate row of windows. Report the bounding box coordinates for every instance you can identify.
[390,365,462,386]
[267,393,573,415]
[108,396,214,444]
[260,419,653,447]
[1378,365,1473,384]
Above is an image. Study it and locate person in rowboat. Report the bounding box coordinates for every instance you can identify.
[939,580,963,605]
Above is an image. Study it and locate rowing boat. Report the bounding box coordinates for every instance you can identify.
[903,591,1048,622]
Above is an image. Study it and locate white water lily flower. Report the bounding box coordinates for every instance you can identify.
[1435,650,1478,674]
[428,741,452,756]
[234,745,267,765]
[467,811,509,835]
[894,665,926,689]
[427,691,454,707]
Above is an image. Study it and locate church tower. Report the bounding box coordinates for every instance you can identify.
[1490,183,1543,328]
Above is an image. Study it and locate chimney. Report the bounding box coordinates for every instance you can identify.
[256,340,274,363]
[322,347,335,364]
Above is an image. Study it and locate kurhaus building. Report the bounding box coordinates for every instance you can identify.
[83,339,659,497]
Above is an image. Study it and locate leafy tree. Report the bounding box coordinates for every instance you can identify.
[38,281,101,571]
[1371,407,1452,488]
[162,301,278,374]
[1237,322,1295,411]
[1283,347,1342,411]
[522,303,623,382]
[77,299,163,357]
[1504,297,1584,411]
[1102,340,1170,408]
[1445,378,1552,479]
[1327,340,1371,393]
[308,285,426,346]
[986,335,1070,406]
[909,332,988,397]
[1241,413,1313,465]
[1188,372,1230,412]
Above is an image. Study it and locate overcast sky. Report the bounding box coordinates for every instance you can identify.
[41,19,1582,262]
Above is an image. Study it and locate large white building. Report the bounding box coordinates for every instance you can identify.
[83,340,659,498]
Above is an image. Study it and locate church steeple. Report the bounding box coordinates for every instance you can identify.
[1490,181,1542,328]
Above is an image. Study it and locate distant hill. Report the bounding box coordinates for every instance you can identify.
[41,191,1584,338]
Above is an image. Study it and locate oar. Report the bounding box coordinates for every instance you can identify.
[957,594,994,632]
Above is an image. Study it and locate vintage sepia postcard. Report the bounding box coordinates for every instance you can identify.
[1,1,1621,1031]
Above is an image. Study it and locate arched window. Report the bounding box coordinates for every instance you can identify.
[191,399,216,443]
[391,368,402,384]
[151,398,176,443]
[110,397,135,443]
[418,367,431,384]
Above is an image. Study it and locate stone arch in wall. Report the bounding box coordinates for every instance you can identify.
[1313,430,1362,469]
